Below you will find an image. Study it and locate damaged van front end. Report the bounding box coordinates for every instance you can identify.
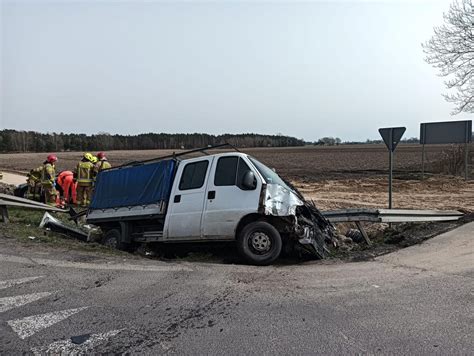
[263,183,337,259]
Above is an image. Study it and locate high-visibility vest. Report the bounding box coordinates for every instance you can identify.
[41,163,55,186]
[29,166,43,183]
[98,160,111,171]
[76,161,94,185]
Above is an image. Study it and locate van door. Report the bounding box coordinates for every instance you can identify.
[165,157,213,240]
[202,156,261,239]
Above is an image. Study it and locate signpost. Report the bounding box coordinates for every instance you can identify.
[420,120,472,180]
[379,127,406,209]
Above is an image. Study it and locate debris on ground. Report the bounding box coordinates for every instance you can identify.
[0,182,15,195]
[39,212,89,241]
[71,334,91,345]
[345,229,364,243]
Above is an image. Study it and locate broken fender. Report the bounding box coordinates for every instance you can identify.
[264,183,303,216]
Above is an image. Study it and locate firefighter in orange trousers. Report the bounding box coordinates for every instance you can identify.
[57,170,77,206]
[41,154,58,206]
[75,153,95,207]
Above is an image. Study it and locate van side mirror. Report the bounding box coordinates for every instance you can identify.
[241,171,257,190]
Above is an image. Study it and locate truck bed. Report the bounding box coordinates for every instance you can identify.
[87,159,176,223]
[87,201,167,223]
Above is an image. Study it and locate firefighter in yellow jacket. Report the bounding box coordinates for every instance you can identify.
[95,152,112,174]
[41,154,58,206]
[27,165,43,200]
[75,153,95,206]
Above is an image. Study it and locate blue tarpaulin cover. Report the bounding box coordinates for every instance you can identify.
[90,159,176,209]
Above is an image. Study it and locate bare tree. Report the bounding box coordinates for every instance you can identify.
[423,0,473,114]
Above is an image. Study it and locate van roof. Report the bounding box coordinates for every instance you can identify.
[180,151,248,163]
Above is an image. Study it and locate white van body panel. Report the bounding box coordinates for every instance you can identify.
[201,154,262,239]
[164,156,214,240]
[163,152,304,242]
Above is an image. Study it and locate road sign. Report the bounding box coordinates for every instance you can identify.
[420,120,472,180]
[420,120,471,145]
[379,127,406,152]
[378,127,406,209]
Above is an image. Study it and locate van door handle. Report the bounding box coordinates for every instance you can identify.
[208,191,216,200]
[174,195,181,203]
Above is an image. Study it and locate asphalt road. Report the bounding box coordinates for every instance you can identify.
[0,222,472,355]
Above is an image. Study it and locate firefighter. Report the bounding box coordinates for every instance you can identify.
[95,152,112,173]
[26,165,43,200]
[57,170,77,206]
[89,155,98,187]
[93,152,112,188]
[75,153,95,207]
[41,154,58,206]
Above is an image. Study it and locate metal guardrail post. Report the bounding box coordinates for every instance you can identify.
[0,206,9,223]
[355,221,371,245]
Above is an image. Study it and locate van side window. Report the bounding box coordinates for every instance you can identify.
[215,156,238,186]
[215,157,253,189]
[179,160,209,190]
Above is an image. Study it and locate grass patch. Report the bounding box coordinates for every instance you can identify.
[0,207,127,256]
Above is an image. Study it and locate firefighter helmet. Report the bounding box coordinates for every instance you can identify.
[97,151,106,160]
[46,154,58,163]
[83,152,94,162]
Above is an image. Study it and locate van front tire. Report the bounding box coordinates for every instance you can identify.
[237,221,282,265]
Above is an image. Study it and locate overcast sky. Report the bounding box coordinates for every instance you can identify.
[0,0,471,141]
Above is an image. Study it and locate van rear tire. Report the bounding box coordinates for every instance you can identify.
[237,221,282,266]
[102,229,125,250]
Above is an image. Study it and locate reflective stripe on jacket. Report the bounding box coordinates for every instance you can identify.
[41,163,55,186]
[76,161,94,185]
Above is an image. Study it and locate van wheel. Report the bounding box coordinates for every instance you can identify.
[102,229,124,250]
[237,221,282,265]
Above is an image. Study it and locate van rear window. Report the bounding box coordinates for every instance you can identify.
[179,160,209,190]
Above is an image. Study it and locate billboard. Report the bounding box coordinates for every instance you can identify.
[420,120,472,145]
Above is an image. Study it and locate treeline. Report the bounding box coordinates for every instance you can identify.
[0,130,305,153]
[340,137,420,145]
[313,137,342,146]
[309,137,421,146]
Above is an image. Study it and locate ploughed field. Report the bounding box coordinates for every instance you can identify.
[0,144,451,177]
[1,144,473,211]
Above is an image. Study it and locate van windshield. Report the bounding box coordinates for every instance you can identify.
[248,157,289,189]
